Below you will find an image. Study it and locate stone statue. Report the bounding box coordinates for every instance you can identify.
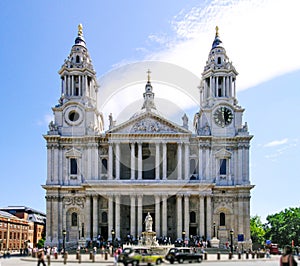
[144,212,153,232]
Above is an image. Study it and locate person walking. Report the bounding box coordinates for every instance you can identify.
[37,247,46,266]
[280,245,297,266]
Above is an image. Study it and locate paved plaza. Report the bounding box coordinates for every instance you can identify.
[0,253,283,266]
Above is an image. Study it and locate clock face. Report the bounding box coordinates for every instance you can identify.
[213,106,233,127]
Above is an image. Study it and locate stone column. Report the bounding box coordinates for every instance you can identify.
[155,195,161,237]
[162,195,167,236]
[206,195,212,240]
[130,143,135,180]
[115,195,120,239]
[87,145,92,179]
[85,196,91,240]
[108,195,113,237]
[155,143,160,180]
[162,143,167,180]
[184,194,190,238]
[176,194,183,238]
[46,197,52,242]
[94,144,98,180]
[137,195,143,237]
[53,148,58,182]
[115,143,120,180]
[93,195,98,239]
[199,196,205,238]
[238,146,243,184]
[108,143,113,180]
[130,195,136,238]
[238,198,244,235]
[198,144,202,180]
[205,148,210,181]
[177,143,182,180]
[138,143,142,180]
[184,143,190,180]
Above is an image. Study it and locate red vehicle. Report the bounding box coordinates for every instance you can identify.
[269,244,281,255]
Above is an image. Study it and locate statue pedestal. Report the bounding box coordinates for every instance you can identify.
[210,237,220,248]
[141,231,157,246]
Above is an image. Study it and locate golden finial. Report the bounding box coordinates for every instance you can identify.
[78,24,83,36]
[147,69,151,82]
[215,26,219,37]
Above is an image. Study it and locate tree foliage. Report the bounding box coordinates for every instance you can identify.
[250,215,265,246]
[264,207,300,247]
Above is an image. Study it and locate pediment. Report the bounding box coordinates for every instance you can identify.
[107,112,191,135]
[65,148,82,158]
[215,148,232,158]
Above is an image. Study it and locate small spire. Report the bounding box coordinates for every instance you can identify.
[215,26,219,37]
[147,69,151,82]
[78,24,83,36]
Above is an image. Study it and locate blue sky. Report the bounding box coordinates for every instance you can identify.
[0,0,299,222]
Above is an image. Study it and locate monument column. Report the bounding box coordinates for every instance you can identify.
[162,195,167,236]
[155,195,161,236]
[115,143,120,180]
[184,143,190,180]
[137,195,143,237]
[138,143,142,180]
[130,195,136,239]
[108,143,113,180]
[176,194,183,238]
[162,142,167,179]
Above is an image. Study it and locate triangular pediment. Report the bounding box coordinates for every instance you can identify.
[65,148,82,158]
[107,111,191,135]
[215,148,232,158]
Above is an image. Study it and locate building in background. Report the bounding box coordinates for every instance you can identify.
[0,210,29,251]
[0,206,46,247]
[44,25,253,249]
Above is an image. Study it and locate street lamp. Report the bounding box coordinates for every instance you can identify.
[111,229,115,243]
[213,221,216,238]
[230,229,234,254]
[182,230,186,247]
[62,229,67,254]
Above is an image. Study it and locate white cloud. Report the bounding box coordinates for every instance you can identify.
[145,0,300,91]
[264,138,288,147]
[37,114,53,126]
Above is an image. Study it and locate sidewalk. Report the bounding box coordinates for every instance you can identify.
[20,252,280,264]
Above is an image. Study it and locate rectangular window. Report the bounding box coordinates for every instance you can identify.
[219,159,227,175]
[70,158,78,175]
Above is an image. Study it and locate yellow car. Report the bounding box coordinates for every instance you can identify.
[118,247,164,266]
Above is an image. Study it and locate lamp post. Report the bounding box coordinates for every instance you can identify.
[230,229,234,254]
[62,229,67,254]
[213,221,216,238]
[111,229,115,244]
[182,230,186,247]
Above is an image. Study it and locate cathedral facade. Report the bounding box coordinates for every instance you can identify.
[43,25,254,248]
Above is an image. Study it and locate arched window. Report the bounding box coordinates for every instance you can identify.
[190,211,196,223]
[220,212,225,226]
[102,212,107,223]
[71,212,78,226]
[217,57,221,64]
[76,55,80,63]
[190,159,196,174]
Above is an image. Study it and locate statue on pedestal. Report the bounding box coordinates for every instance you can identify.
[144,212,153,232]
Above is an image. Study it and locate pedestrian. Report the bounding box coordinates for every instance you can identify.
[37,248,46,266]
[280,245,297,266]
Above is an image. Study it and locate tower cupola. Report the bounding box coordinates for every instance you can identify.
[142,70,156,111]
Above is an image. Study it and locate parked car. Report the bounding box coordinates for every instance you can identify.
[165,247,203,264]
[118,247,164,266]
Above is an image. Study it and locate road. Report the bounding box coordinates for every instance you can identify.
[0,256,281,266]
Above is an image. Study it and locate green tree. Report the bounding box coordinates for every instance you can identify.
[264,207,300,247]
[250,215,265,247]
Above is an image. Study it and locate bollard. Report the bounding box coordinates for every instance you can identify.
[229,252,232,259]
[63,251,68,264]
[256,252,260,259]
[217,252,220,260]
[246,252,249,259]
[54,252,58,259]
[90,251,93,260]
[238,252,241,259]
[47,254,51,266]
[105,251,108,260]
[204,252,207,260]
[76,251,79,259]
[78,254,81,264]
[252,252,255,259]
